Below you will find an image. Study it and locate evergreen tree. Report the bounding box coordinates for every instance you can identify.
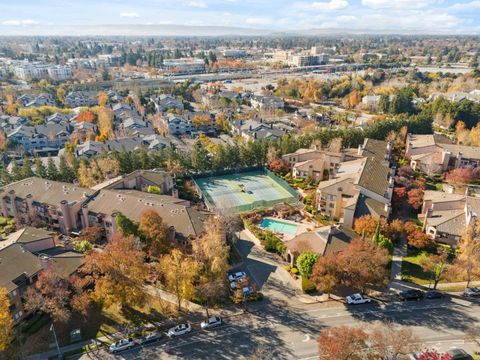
[11,160,22,181]
[22,156,34,179]
[46,157,59,180]
[58,155,75,183]
[379,94,390,113]
[34,157,48,178]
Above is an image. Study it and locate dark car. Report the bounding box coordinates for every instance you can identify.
[446,348,473,360]
[399,289,424,301]
[425,290,444,299]
[137,332,162,345]
[463,287,480,297]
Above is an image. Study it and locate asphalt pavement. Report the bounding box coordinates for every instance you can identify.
[72,235,480,360]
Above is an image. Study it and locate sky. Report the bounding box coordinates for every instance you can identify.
[0,0,479,35]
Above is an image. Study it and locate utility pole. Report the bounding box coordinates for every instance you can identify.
[50,323,62,359]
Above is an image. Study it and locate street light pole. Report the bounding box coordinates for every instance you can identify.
[50,323,62,359]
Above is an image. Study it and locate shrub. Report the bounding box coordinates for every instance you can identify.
[302,276,316,294]
[290,267,299,275]
[74,240,93,253]
[284,265,292,272]
[296,251,320,277]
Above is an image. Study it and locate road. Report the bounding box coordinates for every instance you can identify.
[74,236,480,360]
[74,298,480,360]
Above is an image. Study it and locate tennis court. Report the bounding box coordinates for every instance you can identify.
[194,169,298,213]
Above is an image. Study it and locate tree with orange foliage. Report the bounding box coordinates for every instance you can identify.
[98,91,109,107]
[76,110,96,123]
[318,326,368,360]
[85,235,148,308]
[405,221,434,249]
[420,248,450,289]
[0,287,13,352]
[138,209,171,256]
[5,94,18,115]
[348,89,362,109]
[96,107,113,141]
[407,187,424,210]
[353,215,387,238]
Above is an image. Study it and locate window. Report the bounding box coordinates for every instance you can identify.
[329,203,335,208]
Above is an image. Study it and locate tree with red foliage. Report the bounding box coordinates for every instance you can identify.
[445,167,474,185]
[408,187,424,210]
[416,349,452,360]
[268,158,290,175]
[311,238,389,294]
[393,187,407,211]
[24,266,90,323]
[318,326,368,360]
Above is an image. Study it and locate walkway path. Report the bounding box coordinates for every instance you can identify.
[390,237,407,283]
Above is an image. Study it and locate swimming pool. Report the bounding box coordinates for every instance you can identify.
[260,218,299,236]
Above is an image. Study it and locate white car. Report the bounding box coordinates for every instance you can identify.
[201,316,223,329]
[346,293,372,305]
[167,323,192,337]
[230,281,239,290]
[228,272,246,282]
[109,338,135,353]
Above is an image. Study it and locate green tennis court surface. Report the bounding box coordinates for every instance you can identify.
[194,169,298,213]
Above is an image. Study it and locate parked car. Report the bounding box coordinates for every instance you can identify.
[137,332,162,345]
[425,290,444,299]
[242,287,254,295]
[168,323,192,337]
[346,293,372,305]
[446,348,473,360]
[109,338,135,353]
[463,287,480,297]
[201,316,223,329]
[228,272,246,282]
[399,289,424,301]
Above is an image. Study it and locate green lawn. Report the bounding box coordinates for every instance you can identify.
[401,249,432,285]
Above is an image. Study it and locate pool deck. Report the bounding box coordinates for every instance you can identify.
[262,216,318,241]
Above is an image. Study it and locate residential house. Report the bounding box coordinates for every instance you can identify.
[406,134,480,175]
[24,93,55,108]
[420,190,480,246]
[250,95,284,111]
[152,94,185,113]
[6,123,72,154]
[284,225,357,266]
[65,91,98,108]
[231,118,285,141]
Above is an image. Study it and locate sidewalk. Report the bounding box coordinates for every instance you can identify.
[390,237,407,282]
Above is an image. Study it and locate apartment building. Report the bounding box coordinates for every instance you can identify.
[0,174,207,243]
[0,227,83,322]
[163,58,205,74]
[315,139,394,228]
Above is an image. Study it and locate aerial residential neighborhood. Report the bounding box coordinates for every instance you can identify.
[0,2,480,360]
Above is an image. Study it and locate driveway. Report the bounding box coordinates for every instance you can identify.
[234,230,301,305]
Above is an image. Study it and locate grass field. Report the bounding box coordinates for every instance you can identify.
[195,170,298,212]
